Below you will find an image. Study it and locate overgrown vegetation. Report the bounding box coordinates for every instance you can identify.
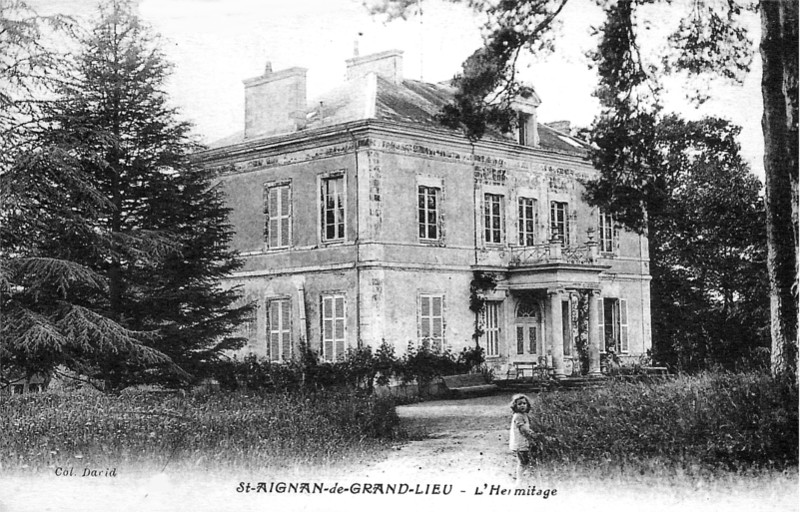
[528,372,798,472]
[0,389,402,474]
[208,341,486,393]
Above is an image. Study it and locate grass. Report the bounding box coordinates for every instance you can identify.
[528,372,798,473]
[2,371,796,481]
[0,389,402,475]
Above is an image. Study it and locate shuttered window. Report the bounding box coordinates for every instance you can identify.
[419,294,444,350]
[600,298,629,354]
[265,183,291,249]
[268,299,291,362]
[482,302,501,357]
[321,294,346,361]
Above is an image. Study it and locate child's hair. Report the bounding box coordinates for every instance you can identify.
[510,393,532,412]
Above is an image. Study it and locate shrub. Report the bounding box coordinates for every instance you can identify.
[206,340,481,394]
[528,372,798,471]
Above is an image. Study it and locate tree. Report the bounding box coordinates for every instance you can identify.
[760,0,798,379]
[370,0,796,378]
[621,115,769,371]
[0,1,172,389]
[2,0,250,390]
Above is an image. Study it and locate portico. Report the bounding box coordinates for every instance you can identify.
[505,255,608,379]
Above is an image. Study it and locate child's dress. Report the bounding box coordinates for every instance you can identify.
[509,411,534,452]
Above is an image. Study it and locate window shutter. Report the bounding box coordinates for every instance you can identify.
[597,298,605,353]
[335,296,345,359]
[419,296,430,339]
[516,326,524,355]
[567,209,574,246]
[281,186,291,247]
[432,296,443,339]
[620,299,629,353]
[281,301,291,359]
[322,297,333,360]
[269,301,280,361]
[530,326,537,354]
[265,187,276,247]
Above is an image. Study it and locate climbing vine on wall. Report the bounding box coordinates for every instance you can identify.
[469,271,498,344]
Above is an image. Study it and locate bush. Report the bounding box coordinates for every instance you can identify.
[207,340,482,393]
[528,371,798,471]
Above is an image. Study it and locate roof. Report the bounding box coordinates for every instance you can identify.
[209,75,592,158]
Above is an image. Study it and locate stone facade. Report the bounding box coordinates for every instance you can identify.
[197,50,652,378]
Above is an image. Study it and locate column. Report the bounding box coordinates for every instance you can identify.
[548,289,566,379]
[587,289,602,376]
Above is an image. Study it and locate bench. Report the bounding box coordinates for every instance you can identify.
[441,374,498,398]
[506,362,552,382]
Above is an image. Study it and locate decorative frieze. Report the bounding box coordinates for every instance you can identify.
[210,136,592,185]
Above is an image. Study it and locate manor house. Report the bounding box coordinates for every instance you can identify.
[197,50,652,378]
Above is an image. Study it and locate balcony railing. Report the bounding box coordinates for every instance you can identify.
[509,239,598,267]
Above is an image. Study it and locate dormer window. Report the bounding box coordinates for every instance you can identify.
[511,87,541,147]
[518,112,535,146]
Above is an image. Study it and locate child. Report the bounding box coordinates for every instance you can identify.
[508,393,536,482]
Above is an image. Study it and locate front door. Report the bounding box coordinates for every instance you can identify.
[514,298,542,362]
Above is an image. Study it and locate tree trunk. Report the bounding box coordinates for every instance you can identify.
[760,0,798,379]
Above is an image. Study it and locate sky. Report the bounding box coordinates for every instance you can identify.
[30,0,764,178]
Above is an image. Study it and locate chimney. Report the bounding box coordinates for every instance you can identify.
[345,49,403,84]
[511,86,542,147]
[243,63,307,139]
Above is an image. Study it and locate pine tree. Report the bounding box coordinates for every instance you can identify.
[0,0,175,390]
[2,0,249,390]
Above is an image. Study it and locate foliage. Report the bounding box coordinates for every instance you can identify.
[0,1,174,390]
[588,115,769,371]
[368,1,778,375]
[528,372,798,470]
[0,389,402,473]
[2,0,250,390]
[469,270,497,342]
[208,341,484,393]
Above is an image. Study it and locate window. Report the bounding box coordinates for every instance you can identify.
[484,194,504,244]
[598,298,628,354]
[518,112,536,146]
[265,183,291,249]
[482,302,502,357]
[419,294,444,350]
[550,201,569,245]
[241,305,257,342]
[321,175,345,242]
[321,294,346,361]
[598,211,616,253]
[268,299,291,361]
[518,197,537,246]
[418,186,440,241]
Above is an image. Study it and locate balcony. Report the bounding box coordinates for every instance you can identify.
[509,239,598,267]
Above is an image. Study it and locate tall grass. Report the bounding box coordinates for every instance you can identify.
[0,390,401,474]
[529,372,798,472]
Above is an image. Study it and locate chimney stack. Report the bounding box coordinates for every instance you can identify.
[345,49,403,85]
[243,64,307,139]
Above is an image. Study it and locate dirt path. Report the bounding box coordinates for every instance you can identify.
[357,393,516,482]
[346,391,798,512]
